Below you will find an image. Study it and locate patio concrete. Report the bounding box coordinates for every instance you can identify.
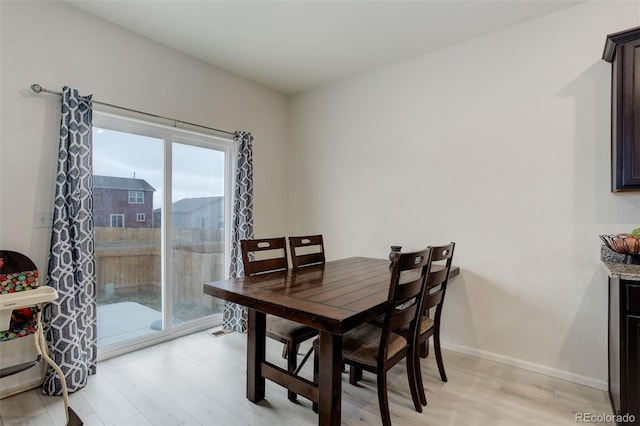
[97,302,162,347]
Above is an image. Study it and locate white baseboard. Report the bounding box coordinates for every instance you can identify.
[442,341,608,391]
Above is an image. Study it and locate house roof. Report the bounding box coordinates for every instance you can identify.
[93,175,156,192]
[169,196,223,214]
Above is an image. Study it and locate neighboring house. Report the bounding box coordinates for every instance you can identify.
[93,175,156,228]
[153,196,224,230]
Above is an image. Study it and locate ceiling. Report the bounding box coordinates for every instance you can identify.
[68,1,583,95]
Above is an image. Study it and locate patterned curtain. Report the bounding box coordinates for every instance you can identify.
[223,131,254,332]
[42,87,97,395]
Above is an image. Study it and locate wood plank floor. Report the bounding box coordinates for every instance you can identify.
[0,329,614,426]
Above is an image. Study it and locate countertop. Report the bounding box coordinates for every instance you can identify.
[601,246,640,281]
[602,261,640,281]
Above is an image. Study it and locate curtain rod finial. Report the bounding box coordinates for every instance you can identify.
[31,84,42,93]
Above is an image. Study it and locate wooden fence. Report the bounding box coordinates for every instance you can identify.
[95,227,223,243]
[95,227,225,318]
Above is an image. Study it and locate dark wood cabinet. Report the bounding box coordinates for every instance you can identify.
[628,314,640,420]
[603,27,640,192]
[609,276,640,425]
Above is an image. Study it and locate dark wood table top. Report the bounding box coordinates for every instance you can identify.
[203,257,459,335]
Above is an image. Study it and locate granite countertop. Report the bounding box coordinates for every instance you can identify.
[601,246,640,281]
[602,261,640,281]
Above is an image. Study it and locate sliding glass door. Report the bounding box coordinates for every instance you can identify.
[92,112,233,358]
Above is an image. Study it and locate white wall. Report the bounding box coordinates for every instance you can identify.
[0,1,288,395]
[288,1,640,389]
[0,1,289,267]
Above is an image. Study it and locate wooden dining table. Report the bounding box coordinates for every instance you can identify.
[203,257,459,426]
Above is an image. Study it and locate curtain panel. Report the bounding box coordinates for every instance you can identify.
[43,87,97,395]
[223,131,254,332]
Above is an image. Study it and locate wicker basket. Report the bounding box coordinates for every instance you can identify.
[600,234,640,264]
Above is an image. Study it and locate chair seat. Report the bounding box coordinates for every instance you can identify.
[342,323,407,367]
[419,317,435,335]
[266,316,317,342]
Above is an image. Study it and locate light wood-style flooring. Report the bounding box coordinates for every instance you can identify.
[0,329,614,425]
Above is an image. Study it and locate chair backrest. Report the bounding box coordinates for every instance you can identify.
[240,238,289,276]
[422,242,455,320]
[288,235,325,269]
[379,248,432,359]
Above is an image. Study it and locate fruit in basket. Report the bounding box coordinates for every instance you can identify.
[632,228,640,238]
[611,233,640,255]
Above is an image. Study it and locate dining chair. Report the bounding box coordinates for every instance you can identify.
[313,248,432,424]
[350,242,456,411]
[240,237,319,402]
[411,242,455,406]
[288,234,325,269]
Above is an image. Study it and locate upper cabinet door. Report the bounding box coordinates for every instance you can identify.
[604,27,640,192]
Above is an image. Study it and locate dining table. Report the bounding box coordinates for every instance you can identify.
[203,256,459,426]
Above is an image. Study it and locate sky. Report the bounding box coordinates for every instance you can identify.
[93,127,226,209]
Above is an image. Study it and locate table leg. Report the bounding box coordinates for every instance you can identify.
[318,331,342,426]
[247,308,266,402]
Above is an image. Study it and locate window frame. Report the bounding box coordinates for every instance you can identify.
[195,216,206,230]
[110,214,125,228]
[129,191,144,204]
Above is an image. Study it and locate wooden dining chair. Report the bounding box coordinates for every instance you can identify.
[352,242,456,411]
[412,242,455,406]
[240,237,319,402]
[288,235,325,269]
[313,248,432,424]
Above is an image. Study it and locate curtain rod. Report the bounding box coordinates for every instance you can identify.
[30,84,237,137]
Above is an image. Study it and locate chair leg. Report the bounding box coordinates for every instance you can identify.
[419,341,428,358]
[415,347,428,406]
[406,350,422,413]
[312,348,319,413]
[349,365,363,385]
[287,342,298,401]
[434,330,447,382]
[377,371,392,426]
[294,346,314,376]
